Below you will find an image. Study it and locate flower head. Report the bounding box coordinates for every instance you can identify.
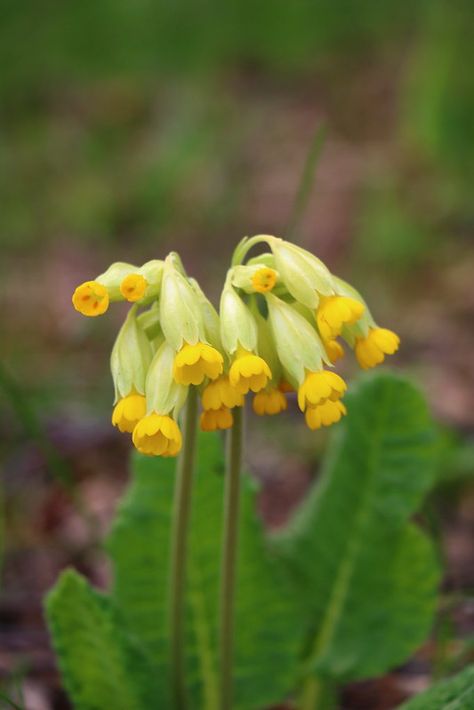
[112,393,147,433]
[173,342,224,386]
[297,370,347,411]
[355,328,400,369]
[305,399,347,430]
[132,414,182,456]
[72,281,109,317]
[253,388,287,416]
[200,406,233,432]
[229,348,272,394]
[201,375,244,410]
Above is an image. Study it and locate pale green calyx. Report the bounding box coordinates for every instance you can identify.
[110,307,153,402]
[266,293,329,384]
[255,309,282,385]
[220,282,258,354]
[188,278,224,354]
[145,340,188,417]
[97,262,139,300]
[159,256,205,351]
[268,238,335,308]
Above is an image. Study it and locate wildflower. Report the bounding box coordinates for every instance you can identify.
[355,328,400,369]
[173,342,224,386]
[112,393,147,433]
[316,295,364,341]
[110,307,152,434]
[229,347,272,394]
[297,371,347,411]
[230,263,278,294]
[201,376,244,411]
[324,339,345,364]
[72,280,109,317]
[160,255,205,351]
[133,414,182,456]
[253,388,288,416]
[120,274,148,302]
[252,267,277,293]
[305,400,347,430]
[200,406,233,432]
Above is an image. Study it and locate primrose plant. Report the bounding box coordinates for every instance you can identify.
[47,236,439,710]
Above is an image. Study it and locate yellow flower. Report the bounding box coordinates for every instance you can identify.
[173,342,224,386]
[200,406,233,432]
[324,338,345,364]
[132,413,182,457]
[120,274,148,302]
[72,281,109,317]
[251,267,277,293]
[297,370,347,411]
[355,328,400,369]
[316,296,364,340]
[201,375,244,411]
[229,348,272,394]
[111,393,147,433]
[305,400,347,430]
[253,388,288,416]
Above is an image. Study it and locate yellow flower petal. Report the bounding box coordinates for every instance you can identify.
[72,281,109,317]
[120,274,148,302]
[355,328,400,369]
[112,393,147,433]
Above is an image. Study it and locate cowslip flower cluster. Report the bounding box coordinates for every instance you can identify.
[72,236,399,455]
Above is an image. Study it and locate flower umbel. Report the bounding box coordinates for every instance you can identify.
[355,328,400,369]
[72,281,109,316]
[133,414,182,456]
[173,342,224,386]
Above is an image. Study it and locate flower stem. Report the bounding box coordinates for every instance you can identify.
[299,675,336,710]
[219,405,244,710]
[169,386,198,710]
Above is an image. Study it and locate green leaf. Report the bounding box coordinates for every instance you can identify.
[107,433,303,709]
[398,664,474,709]
[275,372,440,682]
[45,569,160,710]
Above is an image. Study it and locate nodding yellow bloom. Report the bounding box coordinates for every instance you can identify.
[132,413,182,457]
[355,328,400,369]
[112,393,147,433]
[201,375,244,411]
[173,342,224,386]
[298,370,347,411]
[251,267,277,293]
[305,399,347,430]
[324,338,345,364]
[72,281,109,317]
[120,274,148,302]
[229,348,272,395]
[253,388,288,416]
[316,296,364,341]
[200,406,233,432]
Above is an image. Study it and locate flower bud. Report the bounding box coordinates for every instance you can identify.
[220,283,258,355]
[265,293,328,385]
[160,256,205,351]
[267,238,335,308]
[145,340,188,417]
[110,307,153,403]
[231,263,278,294]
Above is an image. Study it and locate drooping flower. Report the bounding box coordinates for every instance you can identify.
[173,342,224,386]
[305,399,347,430]
[253,388,288,416]
[133,414,182,456]
[200,406,233,432]
[201,376,244,411]
[297,371,347,412]
[316,295,364,341]
[112,393,147,433]
[355,328,400,369]
[229,347,272,394]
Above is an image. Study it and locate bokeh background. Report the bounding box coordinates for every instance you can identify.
[1,1,473,707]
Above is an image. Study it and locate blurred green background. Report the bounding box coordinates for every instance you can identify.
[1,0,473,707]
